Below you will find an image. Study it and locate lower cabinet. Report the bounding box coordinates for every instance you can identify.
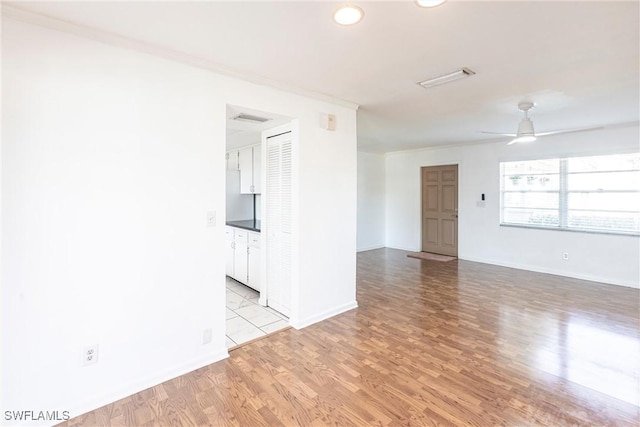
[226,226,261,292]
[233,229,248,285]
[225,227,235,277]
[247,232,261,291]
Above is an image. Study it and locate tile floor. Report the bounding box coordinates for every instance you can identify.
[226,277,289,348]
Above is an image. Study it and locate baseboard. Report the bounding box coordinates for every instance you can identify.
[460,255,640,289]
[356,245,385,253]
[385,244,421,252]
[65,349,229,424]
[291,301,358,330]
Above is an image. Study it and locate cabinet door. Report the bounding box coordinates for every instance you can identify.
[226,150,239,171]
[238,147,253,194]
[247,232,261,292]
[225,227,234,277]
[233,229,248,284]
[247,246,261,292]
[252,145,262,194]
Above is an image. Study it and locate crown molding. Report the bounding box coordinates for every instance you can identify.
[1,4,360,111]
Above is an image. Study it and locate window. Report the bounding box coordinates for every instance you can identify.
[500,153,640,235]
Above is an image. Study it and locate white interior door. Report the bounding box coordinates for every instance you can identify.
[265,131,292,317]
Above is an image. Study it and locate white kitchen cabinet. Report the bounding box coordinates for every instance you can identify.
[232,229,248,284]
[239,145,261,194]
[253,145,262,193]
[226,150,239,171]
[225,227,235,277]
[226,226,260,292]
[247,231,261,292]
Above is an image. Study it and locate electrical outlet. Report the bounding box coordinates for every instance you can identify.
[202,328,212,345]
[562,252,569,260]
[82,344,99,366]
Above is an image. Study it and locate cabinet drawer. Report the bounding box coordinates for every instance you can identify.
[234,230,248,244]
[225,227,234,241]
[248,232,261,248]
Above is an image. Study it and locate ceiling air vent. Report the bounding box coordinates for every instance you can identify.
[233,113,270,123]
[418,67,475,89]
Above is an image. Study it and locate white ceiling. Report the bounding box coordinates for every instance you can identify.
[226,105,291,150]
[7,1,639,153]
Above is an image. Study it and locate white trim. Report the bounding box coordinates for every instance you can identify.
[460,255,640,289]
[383,122,640,158]
[62,350,228,424]
[386,244,422,252]
[290,301,358,330]
[1,4,359,111]
[356,245,385,253]
[384,139,494,157]
[382,247,638,288]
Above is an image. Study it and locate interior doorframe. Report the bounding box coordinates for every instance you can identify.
[419,162,461,256]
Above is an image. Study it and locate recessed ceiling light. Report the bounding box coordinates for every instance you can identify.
[416,0,447,8]
[334,5,364,26]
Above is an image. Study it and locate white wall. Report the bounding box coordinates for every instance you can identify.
[295,113,358,328]
[357,151,385,252]
[1,15,357,424]
[385,125,640,288]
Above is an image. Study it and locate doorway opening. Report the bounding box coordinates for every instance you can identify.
[224,105,294,349]
[421,164,458,257]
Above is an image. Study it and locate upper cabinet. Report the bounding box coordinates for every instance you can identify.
[239,144,262,194]
[226,149,239,171]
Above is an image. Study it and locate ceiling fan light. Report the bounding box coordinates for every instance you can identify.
[416,0,446,7]
[333,5,364,25]
[511,135,537,144]
[517,118,535,137]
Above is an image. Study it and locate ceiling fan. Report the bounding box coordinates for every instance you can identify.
[482,102,601,145]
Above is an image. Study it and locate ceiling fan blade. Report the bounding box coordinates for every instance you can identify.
[536,126,604,137]
[480,131,517,137]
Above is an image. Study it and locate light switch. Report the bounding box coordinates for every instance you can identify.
[326,114,336,131]
[207,210,216,227]
[320,113,336,131]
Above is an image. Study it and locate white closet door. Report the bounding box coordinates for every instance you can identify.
[265,131,292,317]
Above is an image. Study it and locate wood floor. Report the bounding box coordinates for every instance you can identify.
[60,248,639,426]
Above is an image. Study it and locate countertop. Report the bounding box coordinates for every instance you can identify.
[226,219,261,232]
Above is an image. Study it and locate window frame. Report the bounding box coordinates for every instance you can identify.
[499,153,640,237]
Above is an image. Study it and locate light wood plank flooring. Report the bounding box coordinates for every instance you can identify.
[59,248,639,426]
